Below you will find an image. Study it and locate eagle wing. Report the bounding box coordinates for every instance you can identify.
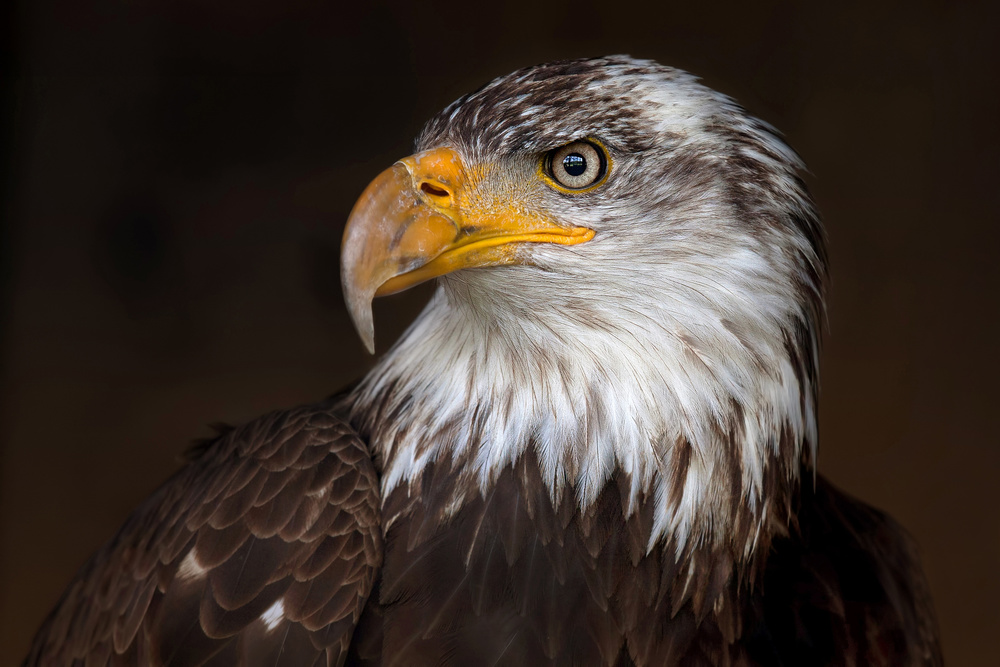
[25,403,382,667]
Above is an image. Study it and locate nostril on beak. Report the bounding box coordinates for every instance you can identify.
[420,181,451,199]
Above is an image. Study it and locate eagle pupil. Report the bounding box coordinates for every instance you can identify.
[562,153,587,176]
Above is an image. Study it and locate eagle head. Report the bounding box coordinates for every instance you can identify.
[342,56,826,554]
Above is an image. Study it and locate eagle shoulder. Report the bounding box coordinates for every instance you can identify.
[25,402,382,667]
[748,475,943,666]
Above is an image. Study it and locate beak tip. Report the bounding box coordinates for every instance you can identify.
[361,330,376,355]
[344,292,377,355]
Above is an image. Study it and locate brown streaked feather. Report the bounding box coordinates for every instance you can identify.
[344,450,939,666]
[25,403,382,667]
[348,450,760,667]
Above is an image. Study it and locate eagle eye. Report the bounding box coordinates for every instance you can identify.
[545,140,608,191]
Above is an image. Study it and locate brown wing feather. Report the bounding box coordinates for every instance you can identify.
[25,403,382,667]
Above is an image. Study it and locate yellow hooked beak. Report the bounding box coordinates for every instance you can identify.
[341,147,595,352]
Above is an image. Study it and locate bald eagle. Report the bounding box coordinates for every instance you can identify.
[25,56,941,666]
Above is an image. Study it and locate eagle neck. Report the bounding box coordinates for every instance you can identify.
[347,279,816,558]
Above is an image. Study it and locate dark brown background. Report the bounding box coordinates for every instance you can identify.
[2,0,998,663]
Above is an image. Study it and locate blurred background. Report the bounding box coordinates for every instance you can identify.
[2,0,998,663]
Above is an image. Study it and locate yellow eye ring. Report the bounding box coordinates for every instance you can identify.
[540,139,611,193]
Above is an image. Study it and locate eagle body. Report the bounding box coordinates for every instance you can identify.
[25,57,941,666]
